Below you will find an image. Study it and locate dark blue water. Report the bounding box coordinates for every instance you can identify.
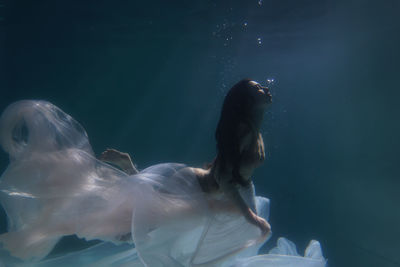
[1,1,400,266]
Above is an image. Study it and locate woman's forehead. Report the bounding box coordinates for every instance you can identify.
[248,80,259,86]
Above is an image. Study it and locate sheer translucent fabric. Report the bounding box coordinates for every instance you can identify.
[0,100,326,266]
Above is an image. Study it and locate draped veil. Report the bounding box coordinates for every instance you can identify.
[0,101,326,267]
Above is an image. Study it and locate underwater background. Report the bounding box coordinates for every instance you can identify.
[0,0,399,266]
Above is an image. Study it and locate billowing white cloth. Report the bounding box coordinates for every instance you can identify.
[0,100,326,266]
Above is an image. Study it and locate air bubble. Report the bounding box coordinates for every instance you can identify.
[266,79,275,86]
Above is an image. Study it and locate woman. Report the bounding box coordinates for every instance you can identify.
[0,80,325,266]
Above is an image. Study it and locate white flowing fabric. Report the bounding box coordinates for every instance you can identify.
[0,100,326,267]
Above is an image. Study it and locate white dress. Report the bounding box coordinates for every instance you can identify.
[0,100,326,267]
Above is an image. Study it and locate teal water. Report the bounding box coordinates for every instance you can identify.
[1,1,400,266]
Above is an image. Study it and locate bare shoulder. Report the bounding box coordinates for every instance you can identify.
[191,167,219,193]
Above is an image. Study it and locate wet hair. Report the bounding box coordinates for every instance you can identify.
[215,79,262,147]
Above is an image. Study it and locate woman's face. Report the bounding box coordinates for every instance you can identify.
[247,80,272,107]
